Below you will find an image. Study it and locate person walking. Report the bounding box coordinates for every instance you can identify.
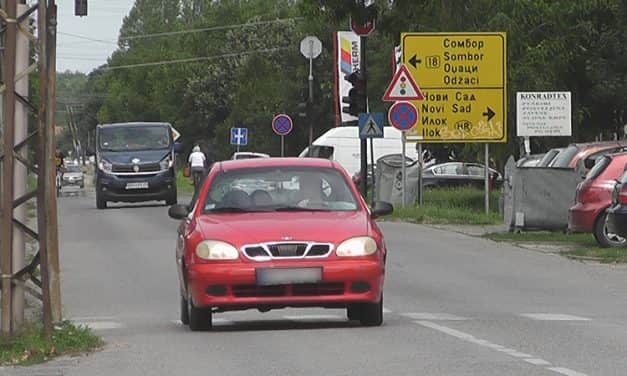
[188,145,207,192]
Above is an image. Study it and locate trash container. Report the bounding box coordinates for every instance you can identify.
[374,154,419,205]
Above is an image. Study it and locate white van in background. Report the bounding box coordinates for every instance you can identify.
[298,126,419,176]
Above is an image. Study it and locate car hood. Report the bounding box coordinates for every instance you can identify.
[99,149,169,164]
[196,211,370,246]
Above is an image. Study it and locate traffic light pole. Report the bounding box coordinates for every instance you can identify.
[359,36,368,199]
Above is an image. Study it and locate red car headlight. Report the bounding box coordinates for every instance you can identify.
[196,240,239,260]
[336,236,377,257]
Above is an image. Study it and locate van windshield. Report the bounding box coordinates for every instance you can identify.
[99,125,171,152]
[307,145,334,159]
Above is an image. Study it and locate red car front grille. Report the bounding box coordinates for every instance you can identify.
[231,283,345,298]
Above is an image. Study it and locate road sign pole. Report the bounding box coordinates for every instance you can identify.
[308,54,314,151]
[401,131,407,207]
[281,136,284,157]
[360,36,368,199]
[485,143,490,215]
[418,143,423,206]
[369,138,375,205]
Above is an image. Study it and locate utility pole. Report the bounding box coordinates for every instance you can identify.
[0,0,61,337]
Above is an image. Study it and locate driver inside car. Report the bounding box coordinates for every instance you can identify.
[296,174,325,208]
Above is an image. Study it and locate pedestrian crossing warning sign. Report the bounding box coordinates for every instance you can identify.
[359,112,384,139]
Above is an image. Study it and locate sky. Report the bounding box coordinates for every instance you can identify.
[56,0,135,73]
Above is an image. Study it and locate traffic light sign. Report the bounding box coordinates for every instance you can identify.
[341,70,366,117]
[298,102,308,119]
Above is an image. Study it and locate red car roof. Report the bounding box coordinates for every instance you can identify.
[218,157,336,171]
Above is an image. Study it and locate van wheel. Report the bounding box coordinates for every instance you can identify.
[166,188,177,206]
[594,212,625,248]
[96,191,107,209]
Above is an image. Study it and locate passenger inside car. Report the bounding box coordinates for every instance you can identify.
[251,190,273,206]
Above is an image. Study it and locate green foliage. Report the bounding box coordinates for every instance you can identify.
[64,0,625,166]
[0,321,102,366]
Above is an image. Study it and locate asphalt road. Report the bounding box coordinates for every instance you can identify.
[4,191,627,376]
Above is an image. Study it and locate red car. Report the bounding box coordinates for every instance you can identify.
[568,152,627,247]
[168,158,393,331]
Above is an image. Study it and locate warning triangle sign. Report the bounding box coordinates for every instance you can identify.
[382,64,425,102]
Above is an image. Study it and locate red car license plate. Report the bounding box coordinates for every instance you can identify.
[256,267,322,286]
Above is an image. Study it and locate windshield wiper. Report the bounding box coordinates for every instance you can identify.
[207,206,248,213]
[274,206,330,212]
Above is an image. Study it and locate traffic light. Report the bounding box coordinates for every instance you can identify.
[341,70,366,117]
[75,0,88,16]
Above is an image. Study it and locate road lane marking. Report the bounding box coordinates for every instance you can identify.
[171,318,233,325]
[415,321,588,376]
[402,312,468,321]
[520,314,591,321]
[547,367,588,376]
[525,358,552,366]
[383,307,392,313]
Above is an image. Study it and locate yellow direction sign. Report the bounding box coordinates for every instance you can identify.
[401,32,507,143]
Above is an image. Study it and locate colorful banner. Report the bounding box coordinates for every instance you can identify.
[334,31,361,125]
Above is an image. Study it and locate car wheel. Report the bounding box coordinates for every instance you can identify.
[346,304,361,321]
[180,295,190,325]
[594,212,626,248]
[358,295,383,327]
[96,191,107,209]
[166,187,178,206]
[187,296,212,331]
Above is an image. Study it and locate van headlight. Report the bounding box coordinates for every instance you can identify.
[98,159,112,173]
[160,155,173,171]
[195,240,239,260]
[336,236,378,257]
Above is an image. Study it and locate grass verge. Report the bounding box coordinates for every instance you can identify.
[484,231,627,263]
[388,187,502,225]
[176,168,194,196]
[0,321,103,366]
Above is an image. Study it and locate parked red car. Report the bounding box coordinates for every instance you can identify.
[568,152,627,247]
[168,158,393,331]
[550,141,627,169]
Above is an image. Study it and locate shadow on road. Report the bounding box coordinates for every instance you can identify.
[172,319,361,333]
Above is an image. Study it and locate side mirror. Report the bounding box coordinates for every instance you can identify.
[584,158,596,170]
[371,201,393,219]
[168,204,189,220]
[174,142,184,154]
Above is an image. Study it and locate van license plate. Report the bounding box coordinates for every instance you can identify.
[125,182,149,190]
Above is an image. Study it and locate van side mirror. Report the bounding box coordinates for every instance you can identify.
[174,142,184,154]
[371,201,393,219]
[168,204,189,220]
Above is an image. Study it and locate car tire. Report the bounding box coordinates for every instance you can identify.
[346,304,361,321]
[96,191,107,210]
[593,211,626,248]
[180,295,190,325]
[187,296,212,331]
[358,295,383,327]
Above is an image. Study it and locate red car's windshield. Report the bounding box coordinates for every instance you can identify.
[202,166,359,213]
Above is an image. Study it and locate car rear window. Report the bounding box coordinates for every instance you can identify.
[584,156,611,181]
[550,145,578,168]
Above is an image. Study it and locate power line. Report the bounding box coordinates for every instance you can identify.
[102,47,291,70]
[58,17,302,46]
